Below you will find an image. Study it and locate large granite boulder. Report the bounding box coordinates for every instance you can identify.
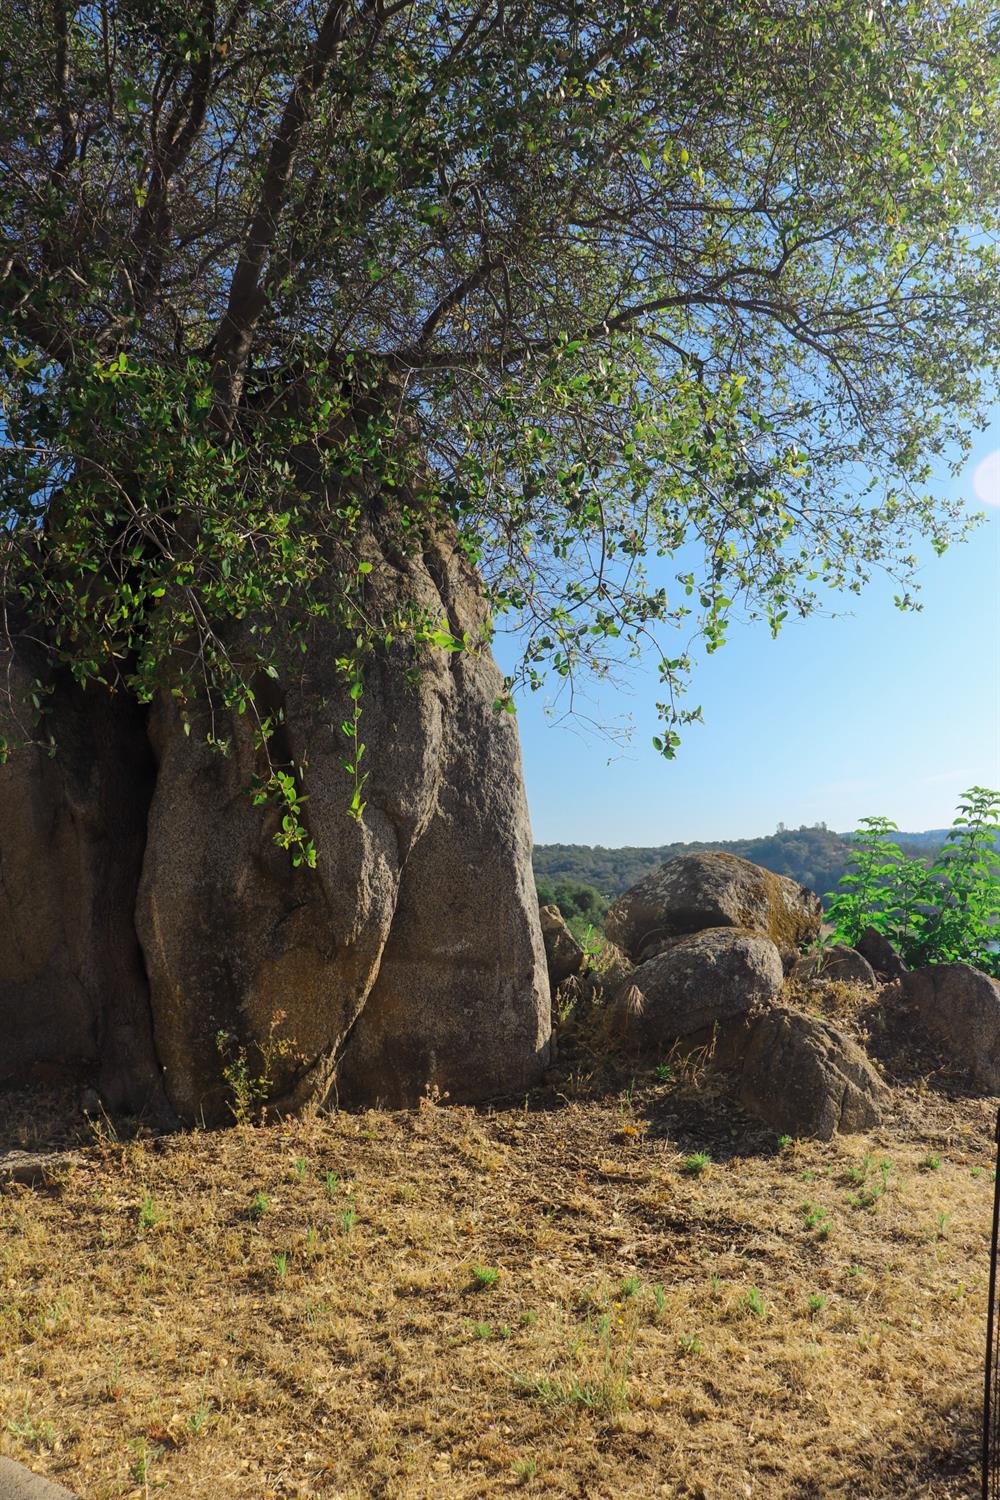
[901,963,1000,1092]
[1,524,550,1122]
[612,927,784,1051]
[538,905,585,988]
[605,851,821,968]
[0,646,168,1116]
[738,1008,888,1139]
[0,1456,79,1498]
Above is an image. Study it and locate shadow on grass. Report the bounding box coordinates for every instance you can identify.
[786,1393,980,1498]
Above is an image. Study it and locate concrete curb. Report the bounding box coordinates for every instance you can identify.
[0,1458,79,1498]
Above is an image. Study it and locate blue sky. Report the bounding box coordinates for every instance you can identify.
[496,426,1000,846]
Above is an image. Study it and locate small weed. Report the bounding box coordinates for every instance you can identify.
[215,1010,301,1124]
[272,1251,289,1282]
[677,1332,702,1355]
[248,1191,270,1221]
[512,1457,537,1484]
[651,1283,667,1317]
[128,1436,165,1487]
[292,1158,308,1180]
[472,1264,499,1290]
[802,1202,832,1239]
[472,1321,493,1338]
[138,1192,164,1230]
[520,1309,538,1327]
[654,1064,674,1084]
[619,1276,641,1298]
[324,1172,340,1199]
[743,1286,766,1318]
[922,1153,943,1171]
[807,1293,827,1318]
[187,1399,212,1436]
[339,1207,357,1235]
[7,1415,57,1451]
[778,1135,794,1151]
[936,1211,951,1239]
[847,1158,893,1212]
[681,1151,711,1177]
[972,1166,984,1179]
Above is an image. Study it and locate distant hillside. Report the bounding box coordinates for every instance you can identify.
[533,825,855,904]
[532,824,965,907]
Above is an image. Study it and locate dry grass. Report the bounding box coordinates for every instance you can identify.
[0,1071,996,1500]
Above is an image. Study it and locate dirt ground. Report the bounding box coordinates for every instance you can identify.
[0,1018,997,1500]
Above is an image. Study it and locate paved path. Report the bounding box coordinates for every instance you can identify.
[0,1458,78,1498]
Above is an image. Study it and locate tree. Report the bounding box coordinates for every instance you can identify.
[2,0,999,806]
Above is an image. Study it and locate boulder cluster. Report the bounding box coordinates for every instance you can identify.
[539,850,1000,1139]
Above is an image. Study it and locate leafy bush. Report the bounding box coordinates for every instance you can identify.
[826,788,1000,975]
[535,878,610,942]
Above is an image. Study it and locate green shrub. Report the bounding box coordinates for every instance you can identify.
[826,787,1000,975]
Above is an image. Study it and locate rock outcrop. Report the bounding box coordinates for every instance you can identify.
[856,927,908,981]
[792,945,878,988]
[612,927,784,1051]
[0,647,168,1116]
[1,526,550,1122]
[902,963,1000,1092]
[605,851,821,969]
[538,905,585,988]
[738,1008,888,1139]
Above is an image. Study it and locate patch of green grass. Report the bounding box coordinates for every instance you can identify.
[7,1415,57,1451]
[138,1192,163,1230]
[802,1202,832,1239]
[516,1372,628,1415]
[472,1264,500,1290]
[681,1151,711,1177]
[248,1190,270,1221]
[743,1286,766,1318]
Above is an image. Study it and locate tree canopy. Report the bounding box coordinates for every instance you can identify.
[3,0,999,780]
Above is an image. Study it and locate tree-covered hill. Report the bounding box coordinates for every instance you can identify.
[533,824,952,908]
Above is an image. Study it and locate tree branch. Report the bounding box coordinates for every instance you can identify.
[210,0,373,427]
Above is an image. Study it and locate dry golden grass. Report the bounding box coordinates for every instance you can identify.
[0,1072,996,1500]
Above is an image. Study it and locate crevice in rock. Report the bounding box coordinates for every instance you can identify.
[85,681,176,1123]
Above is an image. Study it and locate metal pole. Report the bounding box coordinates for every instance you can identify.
[983,1107,1000,1499]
